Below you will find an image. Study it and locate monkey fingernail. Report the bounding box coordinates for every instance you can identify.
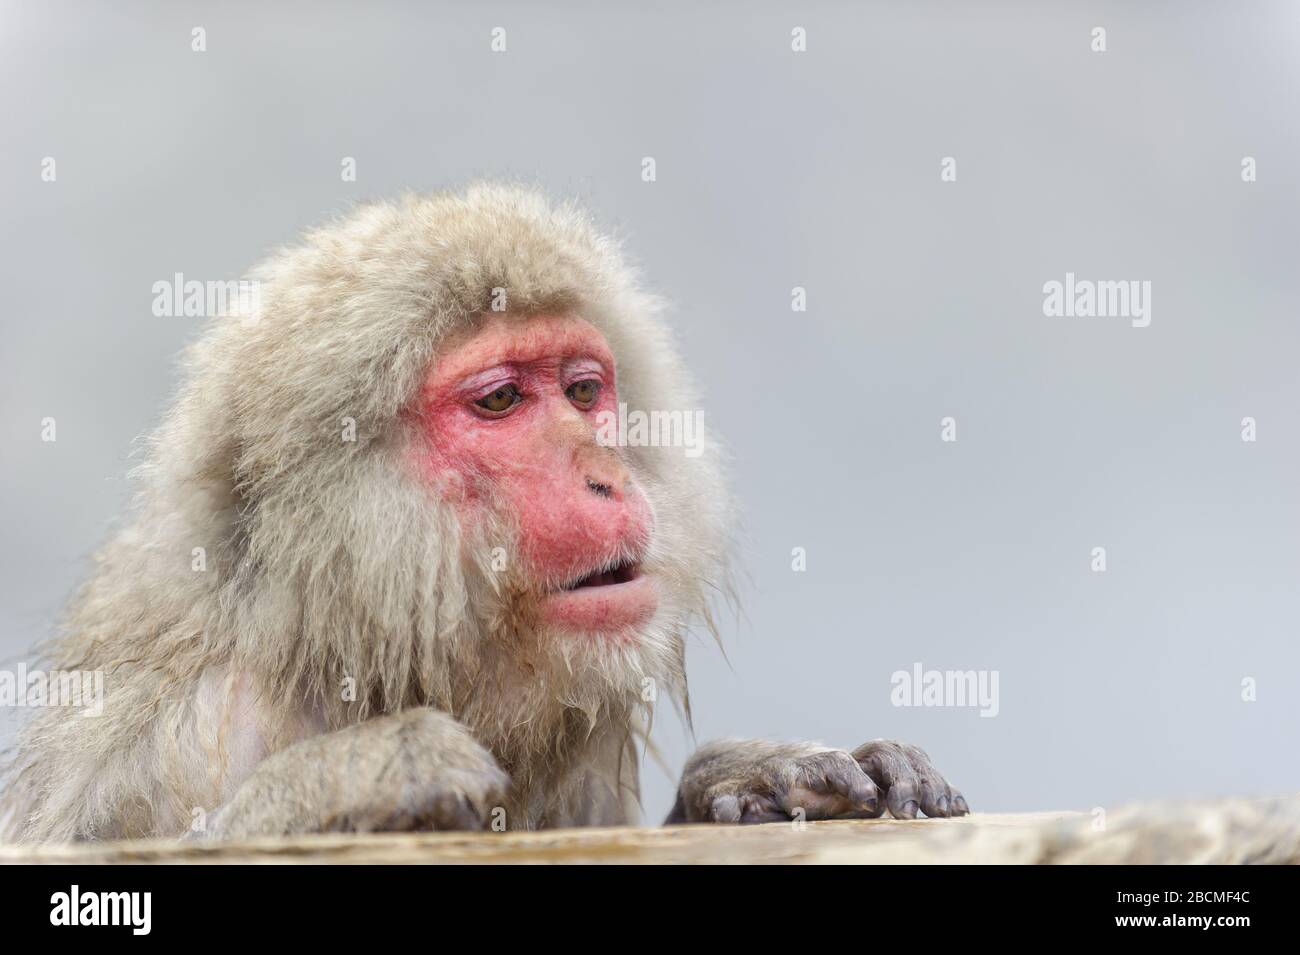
[708,794,742,824]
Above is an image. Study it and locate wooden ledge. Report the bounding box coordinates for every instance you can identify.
[2,798,1297,864]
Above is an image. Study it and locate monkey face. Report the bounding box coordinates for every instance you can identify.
[415,312,658,636]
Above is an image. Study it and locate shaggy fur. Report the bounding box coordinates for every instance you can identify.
[2,183,731,841]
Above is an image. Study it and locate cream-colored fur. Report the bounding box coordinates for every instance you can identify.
[2,183,732,841]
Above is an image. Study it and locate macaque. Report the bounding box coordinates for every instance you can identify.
[1,184,966,841]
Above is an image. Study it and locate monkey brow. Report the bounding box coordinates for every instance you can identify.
[450,351,611,391]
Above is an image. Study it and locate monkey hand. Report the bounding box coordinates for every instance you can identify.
[667,738,879,824]
[197,709,510,839]
[850,738,969,819]
[666,737,968,824]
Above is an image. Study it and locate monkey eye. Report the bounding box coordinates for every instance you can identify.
[474,383,522,414]
[565,379,601,408]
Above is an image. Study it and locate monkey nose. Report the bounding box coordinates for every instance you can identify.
[585,478,615,499]
[586,474,631,502]
[576,439,629,500]
[583,463,627,501]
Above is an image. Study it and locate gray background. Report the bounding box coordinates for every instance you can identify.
[3,0,1298,821]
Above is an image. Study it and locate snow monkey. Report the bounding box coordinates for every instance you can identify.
[1,184,967,841]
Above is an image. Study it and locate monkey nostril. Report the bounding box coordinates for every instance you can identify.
[585,478,613,499]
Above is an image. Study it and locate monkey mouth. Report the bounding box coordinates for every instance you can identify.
[561,559,640,591]
[542,559,656,632]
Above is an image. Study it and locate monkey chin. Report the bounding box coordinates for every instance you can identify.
[539,562,658,635]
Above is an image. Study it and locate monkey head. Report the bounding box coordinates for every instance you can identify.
[415,312,657,636]
[152,184,734,757]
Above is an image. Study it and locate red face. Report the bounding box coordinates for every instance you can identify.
[414,313,656,634]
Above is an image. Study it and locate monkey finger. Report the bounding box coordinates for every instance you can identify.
[373,790,473,832]
[851,740,914,794]
[898,743,960,818]
[428,790,488,831]
[706,789,786,824]
[852,741,922,818]
[788,751,880,818]
[738,792,788,825]
[833,760,881,812]
[886,782,922,819]
[919,783,952,819]
[706,793,743,823]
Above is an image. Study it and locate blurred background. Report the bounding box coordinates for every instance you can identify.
[2,0,1298,820]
